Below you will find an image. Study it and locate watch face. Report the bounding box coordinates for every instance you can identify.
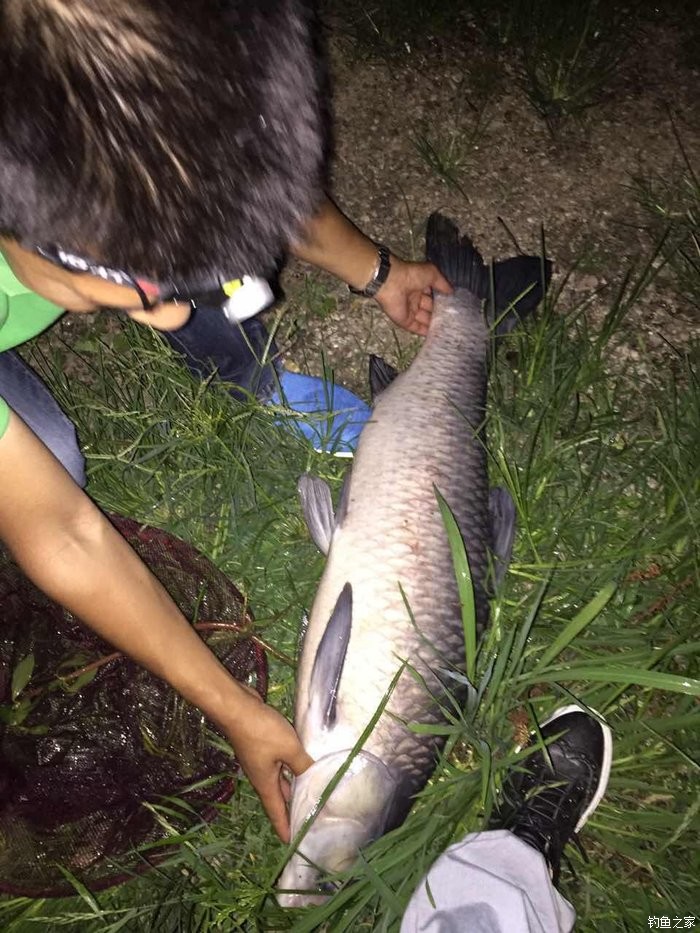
[350,245,391,297]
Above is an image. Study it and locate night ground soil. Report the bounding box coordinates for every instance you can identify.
[44,14,698,396]
[276,15,699,396]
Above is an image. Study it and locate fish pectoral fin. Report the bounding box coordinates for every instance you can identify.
[298,474,335,555]
[369,354,399,403]
[489,486,516,591]
[308,583,352,730]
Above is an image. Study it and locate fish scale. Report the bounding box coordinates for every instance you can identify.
[278,214,551,906]
[295,295,493,775]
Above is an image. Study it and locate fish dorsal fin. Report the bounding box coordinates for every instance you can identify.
[298,474,335,555]
[369,354,399,403]
[489,486,516,590]
[308,583,353,730]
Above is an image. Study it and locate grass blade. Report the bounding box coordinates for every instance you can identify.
[533,581,616,671]
[434,486,477,683]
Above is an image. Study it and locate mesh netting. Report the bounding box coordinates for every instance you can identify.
[0,515,267,897]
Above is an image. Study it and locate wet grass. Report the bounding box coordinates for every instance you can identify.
[1,231,697,930]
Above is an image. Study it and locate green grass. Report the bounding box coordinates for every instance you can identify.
[631,133,699,312]
[325,0,643,127]
[412,92,493,204]
[471,0,638,126]
[2,235,697,931]
[412,130,472,201]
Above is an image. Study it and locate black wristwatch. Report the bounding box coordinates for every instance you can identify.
[348,245,392,298]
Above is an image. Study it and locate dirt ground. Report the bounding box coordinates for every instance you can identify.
[277,14,699,395]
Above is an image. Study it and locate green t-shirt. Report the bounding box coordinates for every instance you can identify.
[0,254,64,437]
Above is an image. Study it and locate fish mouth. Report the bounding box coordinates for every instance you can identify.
[277,749,399,907]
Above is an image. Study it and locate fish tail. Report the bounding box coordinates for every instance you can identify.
[426,212,552,335]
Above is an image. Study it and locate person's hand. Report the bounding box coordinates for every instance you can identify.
[224,689,313,843]
[375,257,453,336]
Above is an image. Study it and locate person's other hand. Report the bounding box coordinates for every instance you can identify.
[375,257,453,336]
[225,689,313,843]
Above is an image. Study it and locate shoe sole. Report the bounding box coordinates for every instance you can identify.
[529,703,613,833]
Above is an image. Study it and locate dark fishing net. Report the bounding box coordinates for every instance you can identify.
[0,515,267,897]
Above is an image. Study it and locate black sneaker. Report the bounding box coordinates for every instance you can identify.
[491,704,613,883]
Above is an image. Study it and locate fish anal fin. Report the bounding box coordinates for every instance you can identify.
[369,354,399,403]
[298,474,335,555]
[308,583,352,730]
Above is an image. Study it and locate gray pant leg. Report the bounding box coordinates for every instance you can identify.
[0,351,86,488]
[401,830,576,933]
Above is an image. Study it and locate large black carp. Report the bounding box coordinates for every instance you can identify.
[278,214,551,906]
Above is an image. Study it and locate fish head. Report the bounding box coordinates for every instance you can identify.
[277,748,399,907]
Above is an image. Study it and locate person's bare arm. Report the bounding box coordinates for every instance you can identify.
[0,412,311,841]
[290,196,452,336]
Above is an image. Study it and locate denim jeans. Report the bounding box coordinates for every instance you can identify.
[159,305,277,400]
[0,307,277,487]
